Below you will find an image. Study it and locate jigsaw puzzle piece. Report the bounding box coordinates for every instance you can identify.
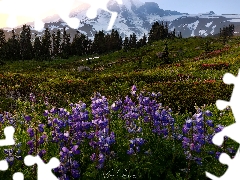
[206,148,240,180]
[206,69,240,179]
[212,123,240,147]
[216,100,230,111]
[54,0,80,29]
[0,126,15,146]
[206,172,220,180]
[222,72,236,85]
[13,172,24,180]
[6,14,18,29]
[81,0,122,30]
[24,155,60,180]
[0,0,79,31]
[0,126,15,173]
[0,160,8,171]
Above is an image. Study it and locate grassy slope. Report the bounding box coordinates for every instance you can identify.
[0,36,240,179]
[1,36,240,113]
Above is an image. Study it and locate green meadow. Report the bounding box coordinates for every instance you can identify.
[0,35,239,179]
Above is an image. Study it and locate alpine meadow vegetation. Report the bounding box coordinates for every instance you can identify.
[0,22,238,179]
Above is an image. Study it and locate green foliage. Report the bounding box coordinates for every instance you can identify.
[33,34,42,61]
[148,21,176,44]
[0,32,240,179]
[51,29,61,58]
[41,28,52,60]
[3,30,21,61]
[61,27,71,59]
[19,24,33,60]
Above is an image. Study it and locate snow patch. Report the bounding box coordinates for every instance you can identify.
[205,21,213,28]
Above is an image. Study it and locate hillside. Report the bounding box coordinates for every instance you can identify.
[0,35,240,114]
[1,33,240,180]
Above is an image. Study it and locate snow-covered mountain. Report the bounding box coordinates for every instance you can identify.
[3,0,240,40]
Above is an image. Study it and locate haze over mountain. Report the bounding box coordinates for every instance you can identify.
[2,0,240,40]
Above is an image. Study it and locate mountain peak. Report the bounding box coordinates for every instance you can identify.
[122,0,144,8]
[204,11,215,15]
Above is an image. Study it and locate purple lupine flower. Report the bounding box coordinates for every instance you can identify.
[215,152,221,159]
[136,146,140,153]
[27,140,34,148]
[227,147,236,154]
[98,153,105,168]
[207,135,213,144]
[62,147,69,154]
[38,124,45,133]
[24,115,32,122]
[71,145,80,155]
[190,143,195,151]
[43,110,49,117]
[215,125,224,133]
[206,120,214,127]
[6,156,14,166]
[194,157,202,165]
[186,119,192,128]
[50,107,57,114]
[38,136,45,145]
[38,149,46,158]
[131,85,137,92]
[208,151,214,155]
[27,128,34,138]
[182,125,190,134]
[71,169,80,178]
[205,110,213,117]
[29,93,36,102]
[90,153,96,161]
[127,148,134,155]
[131,85,137,95]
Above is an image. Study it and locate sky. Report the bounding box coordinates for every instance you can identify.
[142,0,240,15]
[0,0,239,28]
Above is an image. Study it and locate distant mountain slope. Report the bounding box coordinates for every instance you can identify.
[2,0,240,41]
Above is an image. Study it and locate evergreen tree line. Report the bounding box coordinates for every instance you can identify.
[148,21,182,44]
[0,21,181,61]
[219,24,235,45]
[220,24,235,38]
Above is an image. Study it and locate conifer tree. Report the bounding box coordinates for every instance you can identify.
[172,28,176,38]
[41,28,52,60]
[19,24,33,60]
[33,33,42,61]
[105,33,111,52]
[80,33,87,55]
[178,32,182,38]
[116,30,123,51]
[5,29,21,61]
[71,31,82,56]
[82,35,90,56]
[164,22,169,38]
[86,38,93,55]
[0,29,6,48]
[129,33,137,49]
[148,21,160,43]
[93,30,106,54]
[136,33,147,48]
[56,29,61,57]
[52,31,57,57]
[51,30,61,58]
[123,36,129,52]
[142,33,147,46]
[109,29,122,52]
[0,29,6,61]
[61,27,71,59]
